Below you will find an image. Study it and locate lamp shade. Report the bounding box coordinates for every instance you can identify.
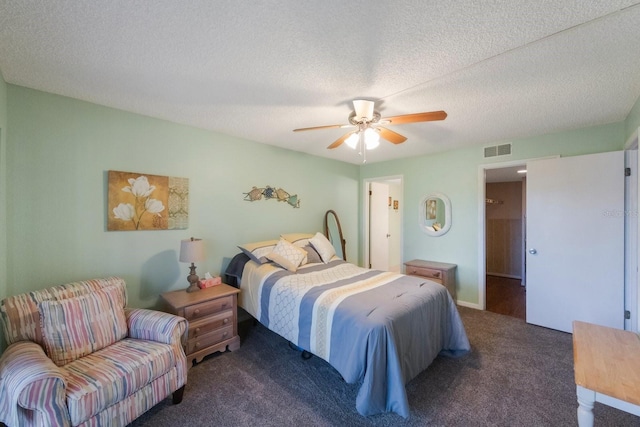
[364,128,380,149]
[345,132,359,149]
[179,238,205,263]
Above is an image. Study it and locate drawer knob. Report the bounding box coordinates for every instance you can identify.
[223,318,229,324]
[195,328,200,334]
[221,303,228,308]
[195,342,200,348]
[433,272,441,277]
[223,331,228,337]
[194,309,200,315]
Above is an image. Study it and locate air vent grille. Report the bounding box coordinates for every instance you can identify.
[484,143,512,158]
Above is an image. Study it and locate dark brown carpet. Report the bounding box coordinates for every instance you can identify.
[129,307,640,426]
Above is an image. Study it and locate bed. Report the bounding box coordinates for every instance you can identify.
[226,233,470,418]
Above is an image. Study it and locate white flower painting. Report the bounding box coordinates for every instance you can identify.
[107,171,188,231]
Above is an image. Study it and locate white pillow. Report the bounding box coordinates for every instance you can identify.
[309,232,336,263]
[281,233,315,247]
[266,238,307,272]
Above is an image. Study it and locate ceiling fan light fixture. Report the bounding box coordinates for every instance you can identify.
[345,132,359,149]
[295,99,447,152]
[364,128,380,149]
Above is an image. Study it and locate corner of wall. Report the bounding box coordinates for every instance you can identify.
[0,69,7,352]
[626,94,640,143]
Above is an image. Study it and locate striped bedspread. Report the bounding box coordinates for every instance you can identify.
[241,259,470,418]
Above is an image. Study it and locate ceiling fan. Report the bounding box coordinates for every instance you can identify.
[293,99,447,152]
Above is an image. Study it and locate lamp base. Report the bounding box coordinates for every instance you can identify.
[186,282,200,293]
[185,263,200,293]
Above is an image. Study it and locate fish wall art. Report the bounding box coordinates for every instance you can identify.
[243,185,300,208]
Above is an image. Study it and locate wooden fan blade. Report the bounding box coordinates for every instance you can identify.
[384,110,447,125]
[293,124,353,132]
[378,127,407,144]
[327,132,354,149]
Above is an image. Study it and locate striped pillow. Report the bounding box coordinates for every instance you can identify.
[38,285,128,366]
[238,239,279,264]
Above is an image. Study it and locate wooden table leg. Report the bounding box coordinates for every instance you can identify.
[577,385,595,427]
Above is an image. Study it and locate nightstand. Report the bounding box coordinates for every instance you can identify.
[160,283,240,365]
[404,259,457,300]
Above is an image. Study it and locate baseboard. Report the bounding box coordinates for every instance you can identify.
[456,300,482,310]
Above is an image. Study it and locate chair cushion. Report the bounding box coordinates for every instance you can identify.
[38,285,127,366]
[63,338,177,426]
[0,277,127,346]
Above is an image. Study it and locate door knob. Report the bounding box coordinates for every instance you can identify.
[528,248,537,254]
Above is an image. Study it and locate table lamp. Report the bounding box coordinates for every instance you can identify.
[179,237,205,293]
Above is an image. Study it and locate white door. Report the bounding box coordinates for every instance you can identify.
[526,151,624,333]
[369,182,390,270]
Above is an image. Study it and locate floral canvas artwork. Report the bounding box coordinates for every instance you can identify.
[107,170,189,231]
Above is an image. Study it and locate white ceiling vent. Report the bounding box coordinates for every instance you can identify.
[484,143,512,158]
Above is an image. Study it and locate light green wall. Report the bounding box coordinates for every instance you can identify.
[0,70,7,305]
[3,80,638,350]
[5,85,359,310]
[627,95,640,142]
[361,122,626,305]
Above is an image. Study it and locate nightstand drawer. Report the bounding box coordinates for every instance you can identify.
[188,310,233,339]
[184,295,233,320]
[187,325,234,354]
[406,266,443,283]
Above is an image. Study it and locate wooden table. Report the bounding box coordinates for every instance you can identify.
[572,321,640,426]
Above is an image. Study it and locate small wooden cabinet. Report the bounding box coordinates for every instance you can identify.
[404,259,457,300]
[161,283,240,365]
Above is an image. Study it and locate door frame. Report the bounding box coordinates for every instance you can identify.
[477,156,557,310]
[363,175,403,270]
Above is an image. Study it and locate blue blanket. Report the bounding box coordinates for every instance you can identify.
[256,259,470,418]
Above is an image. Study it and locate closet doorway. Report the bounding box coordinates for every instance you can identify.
[363,176,403,273]
[485,165,526,320]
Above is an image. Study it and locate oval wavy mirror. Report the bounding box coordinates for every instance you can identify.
[324,210,346,260]
[419,193,452,236]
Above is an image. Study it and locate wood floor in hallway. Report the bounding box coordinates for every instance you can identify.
[486,275,526,321]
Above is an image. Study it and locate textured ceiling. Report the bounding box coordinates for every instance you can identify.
[1,1,640,164]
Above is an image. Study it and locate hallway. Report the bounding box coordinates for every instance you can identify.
[486,275,525,321]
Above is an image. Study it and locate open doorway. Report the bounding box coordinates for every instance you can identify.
[484,165,526,320]
[363,176,403,272]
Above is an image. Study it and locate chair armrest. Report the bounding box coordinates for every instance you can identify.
[0,341,70,427]
[125,308,188,345]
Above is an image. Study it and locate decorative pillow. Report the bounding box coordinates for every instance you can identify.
[38,285,128,366]
[266,238,307,272]
[281,233,315,247]
[302,244,322,264]
[238,239,280,264]
[309,232,336,263]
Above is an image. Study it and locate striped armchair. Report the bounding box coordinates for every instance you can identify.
[0,277,188,427]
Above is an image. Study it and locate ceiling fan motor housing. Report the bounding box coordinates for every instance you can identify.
[352,99,375,121]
